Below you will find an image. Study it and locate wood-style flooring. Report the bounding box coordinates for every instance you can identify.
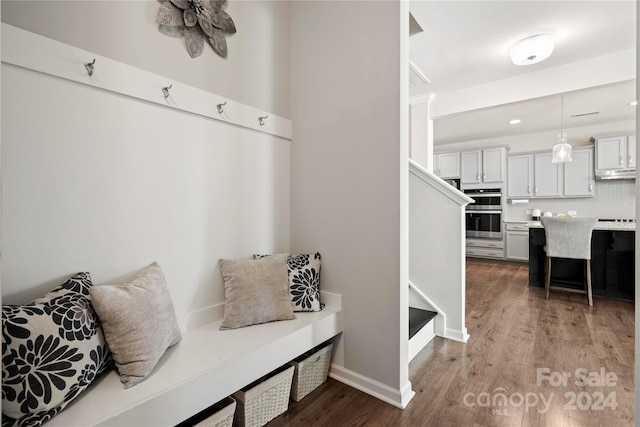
[270,259,635,427]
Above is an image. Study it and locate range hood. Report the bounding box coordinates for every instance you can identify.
[595,169,635,180]
[591,134,636,180]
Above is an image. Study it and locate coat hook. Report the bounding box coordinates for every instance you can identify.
[84,59,95,76]
[217,101,227,114]
[162,84,173,98]
[258,115,269,126]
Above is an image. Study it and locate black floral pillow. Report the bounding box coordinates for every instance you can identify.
[2,273,111,427]
[255,253,323,312]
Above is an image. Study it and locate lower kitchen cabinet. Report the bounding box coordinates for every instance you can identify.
[466,238,504,259]
[504,222,529,261]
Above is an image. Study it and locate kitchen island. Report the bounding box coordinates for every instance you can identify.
[528,221,635,301]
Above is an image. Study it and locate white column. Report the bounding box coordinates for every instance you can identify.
[409,93,434,172]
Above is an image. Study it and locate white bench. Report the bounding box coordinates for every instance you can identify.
[47,292,343,427]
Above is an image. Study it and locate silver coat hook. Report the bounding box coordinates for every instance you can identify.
[217,102,227,114]
[258,115,268,126]
[162,84,173,98]
[85,59,95,76]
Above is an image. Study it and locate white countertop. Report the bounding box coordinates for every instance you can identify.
[505,220,636,231]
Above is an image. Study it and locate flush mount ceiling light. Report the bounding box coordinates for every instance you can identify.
[509,119,521,125]
[552,96,572,163]
[510,34,555,66]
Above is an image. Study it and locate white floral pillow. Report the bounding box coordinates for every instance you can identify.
[2,273,111,427]
[254,253,323,312]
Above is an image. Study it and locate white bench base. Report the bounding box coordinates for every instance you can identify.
[47,292,343,427]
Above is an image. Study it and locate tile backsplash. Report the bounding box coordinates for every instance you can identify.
[505,180,636,221]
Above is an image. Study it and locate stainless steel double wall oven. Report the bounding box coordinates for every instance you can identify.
[464,188,503,240]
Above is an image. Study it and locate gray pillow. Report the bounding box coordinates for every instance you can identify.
[254,253,323,312]
[218,255,295,330]
[89,262,181,389]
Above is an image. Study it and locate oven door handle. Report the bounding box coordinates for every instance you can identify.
[465,193,502,198]
[465,210,502,214]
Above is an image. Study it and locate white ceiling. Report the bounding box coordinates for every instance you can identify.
[409,0,637,146]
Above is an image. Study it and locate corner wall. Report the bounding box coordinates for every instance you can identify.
[289,0,411,407]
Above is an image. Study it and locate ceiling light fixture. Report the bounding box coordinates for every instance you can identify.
[552,96,572,163]
[509,119,521,125]
[510,34,555,66]
[629,101,638,106]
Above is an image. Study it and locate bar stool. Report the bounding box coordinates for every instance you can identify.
[540,217,598,306]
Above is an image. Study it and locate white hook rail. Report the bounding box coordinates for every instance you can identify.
[1,24,292,141]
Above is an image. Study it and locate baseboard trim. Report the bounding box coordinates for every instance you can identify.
[443,327,470,343]
[329,364,415,409]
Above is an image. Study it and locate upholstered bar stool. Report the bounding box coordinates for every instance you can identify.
[540,217,598,306]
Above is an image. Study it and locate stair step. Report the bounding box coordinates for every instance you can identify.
[409,307,437,339]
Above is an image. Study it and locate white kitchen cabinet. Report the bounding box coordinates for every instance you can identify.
[564,147,595,197]
[596,135,635,170]
[434,152,460,178]
[507,147,594,199]
[533,152,562,197]
[461,150,482,185]
[507,154,533,198]
[461,147,506,187]
[628,136,636,168]
[466,238,504,259]
[504,223,529,261]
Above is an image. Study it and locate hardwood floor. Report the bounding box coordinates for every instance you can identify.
[270,259,635,427]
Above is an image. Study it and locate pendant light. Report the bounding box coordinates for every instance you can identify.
[551,96,572,163]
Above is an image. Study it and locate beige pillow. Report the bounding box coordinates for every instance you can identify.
[90,262,181,389]
[219,255,295,330]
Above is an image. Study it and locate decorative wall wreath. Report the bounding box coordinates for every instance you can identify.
[156,0,236,59]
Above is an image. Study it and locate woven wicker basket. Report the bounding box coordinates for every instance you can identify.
[194,397,236,427]
[176,396,236,427]
[290,342,333,402]
[232,365,294,427]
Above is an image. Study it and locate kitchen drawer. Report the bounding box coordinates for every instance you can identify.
[466,247,504,259]
[466,239,504,249]
[505,223,528,232]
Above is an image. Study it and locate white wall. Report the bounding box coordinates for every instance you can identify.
[435,119,635,154]
[409,94,433,171]
[289,0,412,407]
[1,2,291,327]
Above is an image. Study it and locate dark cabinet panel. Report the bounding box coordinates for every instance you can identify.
[529,228,634,301]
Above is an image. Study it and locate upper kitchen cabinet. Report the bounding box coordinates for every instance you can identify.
[507,152,562,198]
[506,146,594,199]
[434,152,460,179]
[507,154,533,198]
[461,147,506,188]
[594,134,636,179]
[564,147,595,197]
[533,152,563,197]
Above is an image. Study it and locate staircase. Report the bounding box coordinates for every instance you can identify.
[407,160,473,362]
[408,307,437,361]
[409,307,437,339]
